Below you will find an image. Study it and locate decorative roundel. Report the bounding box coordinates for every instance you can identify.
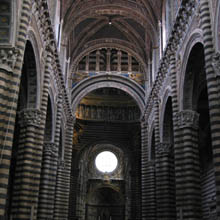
[95,151,118,173]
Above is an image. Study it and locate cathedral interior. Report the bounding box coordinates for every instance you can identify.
[1,0,220,220]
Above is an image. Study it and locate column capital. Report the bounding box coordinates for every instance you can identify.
[175,110,199,129]
[0,47,20,72]
[58,159,66,170]
[157,143,172,155]
[146,160,155,167]
[66,115,76,126]
[140,116,148,128]
[43,142,58,156]
[18,108,42,127]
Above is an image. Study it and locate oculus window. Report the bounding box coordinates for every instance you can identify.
[95,151,118,173]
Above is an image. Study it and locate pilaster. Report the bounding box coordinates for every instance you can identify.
[106,48,111,72]
[96,50,100,72]
[117,50,122,72]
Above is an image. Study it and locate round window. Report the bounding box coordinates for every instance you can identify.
[95,151,118,173]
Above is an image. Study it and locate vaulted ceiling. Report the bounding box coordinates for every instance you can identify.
[60,0,162,82]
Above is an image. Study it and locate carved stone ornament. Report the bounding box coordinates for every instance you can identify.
[157,143,172,155]
[140,116,147,128]
[209,213,217,220]
[18,109,42,127]
[0,47,20,71]
[209,196,217,220]
[212,52,220,76]
[58,159,66,170]
[146,160,155,167]
[67,115,76,124]
[175,110,199,129]
[76,104,140,122]
[43,142,57,156]
[176,55,182,73]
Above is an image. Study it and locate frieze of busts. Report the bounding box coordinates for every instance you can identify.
[175,110,199,129]
[18,108,42,127]
[76,104,140,121]
[0,47,19,71]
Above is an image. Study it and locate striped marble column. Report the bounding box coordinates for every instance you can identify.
[11,108,43,220]
[37,47,56,219]
[168,49,185,220]
[169,44,202,219]
[154,97,169,220]
[175,110,201,219]
[155,143,176,220]
[141,120,156,220]
[54,94,63,153]
[141,119,148,220]
[0,0,32,217]
[54,118,75,220]
[130,169,137,220]
[200,0,220,217]
[144,161,156,220]
[68,159,79,220]
[38,93,62,220]
[11,43,53,219]
[37,142,58,220]
[52,93,63,219]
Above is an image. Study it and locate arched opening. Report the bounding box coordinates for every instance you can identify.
[69,87,141,220]
[198,87,216,219]
[150,129,155,161]
[183,42,216,219]
[162,97,174,144]
[161,96,176,218]
[44,96,53,142]
[86,187,124,220]
[6,41,38,219]
[59,128,63,160]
